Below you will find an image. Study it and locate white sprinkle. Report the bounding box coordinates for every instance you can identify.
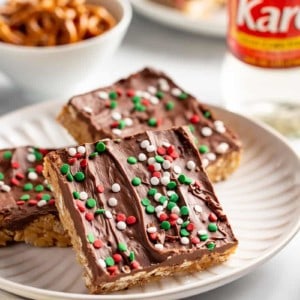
[124,118,133,126]
[28,172,38,180]
[173,165,181,174]
[108,197,118,207]
[156,211,164,218]
[171,88,181,97]
[79,192,88,200]
[202,158,209,168]
[186,160,196,171]
[161,176,170,186]
[98,91,108,99]
[147,86,157,94]
[216,126,226,133]
[98,258,106,268]
[146,145,156,153]
[140,140,150,149]
[201,127,213,137]
[160,83,170,92]
[154,163,161,171]
[83,106,92,114]
[154,193,162,202]
[104,210,113,219]
[112,183,121,193]
[27,154,36,162]
[150,177,160,186]
[112,111,122,121]
[68,147,77,157]
[162,142,171,148]
[77,146,86,154]
[1,185,11,192]
[135,90,144,97]
[162,160,171,170]
[150,96,159,105]
[206,152,216,161]
[28,147,35,153]
[138,153,147,161]
[158,78,168,86]
[216,142,229,154]
[177,218,183,225]
[198,230,207,236]
[148,157,156,165]
[116,221,127,231]
[167,191,175,196]
[171,206,180,215]
[163,171,171,178]
[155,205,164,213]
[194,205,203,213]
[112,129,122,136]
[181,237,190,245]
[155,243,164,250]
[214,120,224,128]
[162,200,168,208]
[147,227,157,233]
[143,91,151,99]
[0,181,4,186]
[37,200,47,207]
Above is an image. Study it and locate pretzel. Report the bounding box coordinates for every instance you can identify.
[0,0,116,46]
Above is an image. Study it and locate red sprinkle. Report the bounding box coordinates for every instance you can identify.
[194,181,201,188]
[159,213,169,222]
[187,223,195,231]
[80,159,88,168]
[169,213,179,221]
[170,220,177,226]
[116,213,126,222]
[126,216,137,225]
[93,240,103,249]
[113,253,123,263]
[191,237,200,244]
[141,99,150,106]
[149,232,157,240]
[105,100,111,107]
[164,155,173,162]
[10,178,20,186]
[75,153,82,159]
[35,165,43,174]
[127,89,135,97]
[97,185,104,193]
[152,171,161,178]
[167,145,175,154]
[48,199,55,205]
[36,193,43,200]
[148,165,155,172]
[39,149,48,155]
[111,121,119,128]
[157,147,166,155]
[16,201,25,206]
[209,213,218,222]
[85,212,94,221]
[68,158,77,165]
[107,266,118,275]
[11,162,20,169]
[131,261,140,270]
[190,114,200,124]
[15,173,25,180]
[170,151,179,159]
[76,201,85,212]
[116,88,123,96]
[157,118,163,126]
[28,200,38,206]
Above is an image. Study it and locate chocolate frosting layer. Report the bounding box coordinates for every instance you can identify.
[46,127,237,285]
[68,67,241,169]
[0,147,57,231]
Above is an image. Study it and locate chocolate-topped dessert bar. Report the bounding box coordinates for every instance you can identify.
[58,68,241,182]
[44,127,237,293]
[0,146,70,247]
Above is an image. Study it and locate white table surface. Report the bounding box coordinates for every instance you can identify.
[0,12,299,300]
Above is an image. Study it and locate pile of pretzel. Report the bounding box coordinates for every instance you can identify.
[0,0,116,46]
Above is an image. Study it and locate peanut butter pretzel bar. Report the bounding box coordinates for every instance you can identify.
[44,127,237,293]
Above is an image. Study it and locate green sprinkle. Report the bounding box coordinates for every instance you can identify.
[109,91,118,100]
[134,103,146,112]
[203,111,211,118]
[155,155,164,163]
[179,92,188,100]
[96,142,106,153]
[66,172,73,182]
[86,198,97,208]
[180,229,190,237]
[73,191,80,199]
[118,120,126,129]
[118,242,127,252]
[20,194,30,201]
[148,118,157,127]
[89,152,98,159]
[184,177,193,185]
[3,151,12,160]
[148,188,157,196]
[178,174,187,184]
[35,184,44,192]
[199,234,208,241]
[110,100,117,109]
[42,194,51,201]
[74,172,85,182]
[105,257,115,267]
[27,168,35,173]
[131,177,141,186]
[127,156,137,164]
[34,152,43,161]
[181,221,190,228]
[146,205,155,214]
[95,209,105,215]
[207,242,216,251]
[60,164,70,175]
[156,91,164,99]
[141,198,151,206]
[129,251,135,262]
[165,101,175,111]
[0,172,4,180]
[167,181,177,190]
[169,193,179,202]
[159,196,167,205]
[199,145,209,154]
[167,202,176,211]
[180,206,189,216]
[208,223,218,232]
[161,221,171,230]
[23,183,33,191]
[132,96,141,104]
[46,184,53,191]
[189,124,195,133]
[87,233,95,243]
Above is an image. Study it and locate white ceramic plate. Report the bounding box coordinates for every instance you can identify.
[131,0,226,37]
[0,100,299,300]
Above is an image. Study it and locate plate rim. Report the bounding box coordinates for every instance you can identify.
[0,99,299,300]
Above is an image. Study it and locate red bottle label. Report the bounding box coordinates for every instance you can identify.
[228,0,300,68]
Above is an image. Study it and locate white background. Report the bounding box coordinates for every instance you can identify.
[0,12,299,300]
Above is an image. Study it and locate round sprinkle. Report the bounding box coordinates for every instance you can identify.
[68,147,77,156]
[150,177,159,186]
[37,199,47,207]
[161,221,171,230]
[79,192,88,200]
[165,101,175,111]
[127,156,137,164]
[150,96,159,105]
[112,183,121,193]
[154,193,162,202]
[199,145,209,154]
[171,206,180,215]
[23,183,33,191]
[148,157,156,165]
[180,206,189,216]
[207,242,216,251]
[173,165,181,174]
[77,146,86,154]
[98,91,108,99]
[108,197,118,207]
[74,172,85,182]
[141,198,151,206]
[0,173,4,180]
[86,198,96,208]
[202,158,209,168]
[132,177,142,186]
[186,160,196,171]
[146,205,155,214]
[208,223,218,232]
[155,243,164,250]
[60,164,70,175]
[118,242,127,252]
[66,172,73,182]
[112,129,122,136]
[155,155,164,163]
[148,188,157,196]
[171,88,181,97]
[180,229,190,237]
[147,227,157,233]
[167,181,177,190]
[161,176,170,186]
[112,111,122,121]
[96,142,106,153]
[138,153,147,161]
[167,202,176,211]
[147,85,157,94]
[27,153,36,162]
[162,160,171,170]
[180,237,190,245]
[105,257,115,267]
[109,91,118,100]
[169,193,179,202]
[126,216,136,225]
[201,127,213,137]
[1,185,11,192]
[116,221,127,231]
[179,92,188,100]
[194,205,203,213]
[216,143,229,154]
[124,118,133,126]
[177,218,183,225]
[148,118,157,127]
[155,205,164,213]
[159,196,167,205]
[146,145,156,153]
[163,171,171,177]
[140,140,150,149]
[28,172,38,180]
[206,153,217,161]
[154,163,161,171]
[105,210,113,219]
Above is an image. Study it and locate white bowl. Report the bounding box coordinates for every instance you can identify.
[0,0,132,101]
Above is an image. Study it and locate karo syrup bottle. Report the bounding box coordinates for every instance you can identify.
[221,0,300,137]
